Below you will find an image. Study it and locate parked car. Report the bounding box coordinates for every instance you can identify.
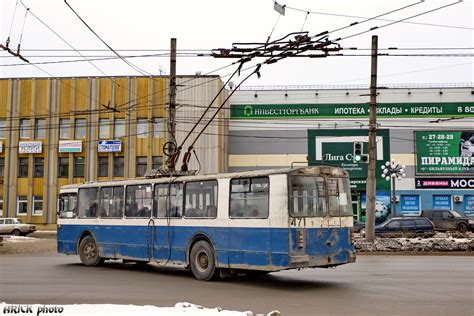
[420,209,470,233]
[0,218,36,236]
[351,219,365,233]
[360,217,435,238]
[468,215,474,233]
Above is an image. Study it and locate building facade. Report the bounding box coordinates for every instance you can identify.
[229,84,474,222]
[0,75,228,226]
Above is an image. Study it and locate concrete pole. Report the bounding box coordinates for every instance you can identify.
[365,35,378,241]
[168,38,177,144]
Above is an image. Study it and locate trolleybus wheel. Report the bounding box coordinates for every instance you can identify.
[190,240,219,281]
[79,235,105,267]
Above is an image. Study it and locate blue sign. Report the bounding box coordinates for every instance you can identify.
[400,195,420,215]
[98,140,122,153]
[432,195,452,210]
[464,195,474,215]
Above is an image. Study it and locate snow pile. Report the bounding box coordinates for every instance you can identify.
[1,236,44,243]
[355,236,474,252]
[0,302,281,316]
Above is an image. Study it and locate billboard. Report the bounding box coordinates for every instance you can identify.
[59,140,82,153]
[98,140,122,153]
[18,141,42,154]
[415,131,474,174]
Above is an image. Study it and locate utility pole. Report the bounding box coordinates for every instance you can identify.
[365,35,378,241]
[168,38,177,145]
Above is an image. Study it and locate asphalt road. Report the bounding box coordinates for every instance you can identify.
[0,254,473,316]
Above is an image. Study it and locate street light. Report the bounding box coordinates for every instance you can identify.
[381,160,406,213]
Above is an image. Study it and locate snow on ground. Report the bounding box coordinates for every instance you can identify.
[0,236,44,242]
[0,302,280,316]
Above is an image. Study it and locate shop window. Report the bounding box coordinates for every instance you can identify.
[17,196,28,216]
[114,119,125,138]
[34,119,46,139]
[58,157,69,178]
[74,119,86,139]
[113,156,124,177]
[34,157,44,177]
[19,119,30,139]
[33,196,43,216]
[98,157,109,177]
[99,119,110,139]
[18,158,29,177]
[137,119,148,138]
[59,118,71,139]
[136,156,147,177]
[74,157,85,177]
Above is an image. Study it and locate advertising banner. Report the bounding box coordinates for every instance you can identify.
[415,177,474,189]
[465,195,474,215]
[400,195,421,215]
[231,102,474,119]
[18,141,42,154]
[415,131,474,174]
[98,140,122,153]
[59,140,82,153]
[360,191,391,223]
[432,195,452,210]
[307,129,390,190]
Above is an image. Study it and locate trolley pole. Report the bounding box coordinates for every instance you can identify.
[168,38,177,144]
[365,35,378,241]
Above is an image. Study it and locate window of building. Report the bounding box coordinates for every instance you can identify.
[125,184,152,218]
[137,119,148,138]
[230,177,269,218]
[59,118,71,139]
[78,187,98,218]
[0,119,6,139]
[75,119,86,139]
[33,196,43,216]
[34,119,46,139]
[153,119,164,138]
[113,156,124,177]
[18,158,29,177]
[99,186,124,218]
[153,183,183,218]
[98,157,109,177]
[99,119,110,139]
[185,180,218,218]
[17,196,28,216]
[152,156,162,169]
[58,157,69,178]
[34,157,44,177]
[114,119,125,138]
[136,156,147,177]
[74,157,85,177]
[19,119,30,139]
[0,158,4,177]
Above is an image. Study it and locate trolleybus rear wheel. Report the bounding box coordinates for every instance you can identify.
[79,235,105,267]
[190,240,219,281]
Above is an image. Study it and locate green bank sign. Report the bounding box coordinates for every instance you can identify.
[415,131,474,174]
[231,102,474,119]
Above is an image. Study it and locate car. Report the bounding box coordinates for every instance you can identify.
[360,217,435,238]
[351,219,365,233]
[420,209,470,233]
[467,215,474,233]
[0,218,36,236]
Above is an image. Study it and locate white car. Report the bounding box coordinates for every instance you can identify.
[0,218,36,236]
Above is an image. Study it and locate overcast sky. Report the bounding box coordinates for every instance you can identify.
[0,0,473,87]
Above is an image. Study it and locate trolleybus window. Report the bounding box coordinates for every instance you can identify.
[185,180,218,218]
[153,183,183,218]
[327,178,352,216]
[78,187,99,218]
[289,176,326,217]
[230,177,269,218]
[58,193,77,218]
[99,186,124,218]
[125,184,152,218]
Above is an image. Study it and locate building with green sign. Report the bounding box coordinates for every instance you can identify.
[229,84,474,221]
